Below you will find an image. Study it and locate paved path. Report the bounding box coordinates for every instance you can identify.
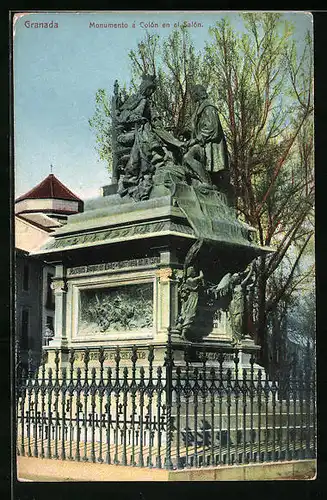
[17,456,316,482]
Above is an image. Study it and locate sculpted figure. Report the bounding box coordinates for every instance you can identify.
[114,79,230,199]
[117,74,155,126]
[208,263,254,343]
[116,75,163,200]
[183,84,229,184]
[176,266,204,339]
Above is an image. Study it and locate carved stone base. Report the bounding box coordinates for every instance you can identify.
[168,336,264,377]
[32,191,271,358]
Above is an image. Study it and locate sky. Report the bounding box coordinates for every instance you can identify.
[13,10,313,201]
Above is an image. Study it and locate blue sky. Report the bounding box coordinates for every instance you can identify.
[13,11,313,200]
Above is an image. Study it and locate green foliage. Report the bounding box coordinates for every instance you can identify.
[88,88,112,170]
[128,28,208,137]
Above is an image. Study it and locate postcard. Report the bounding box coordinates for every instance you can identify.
[13,11,315,482]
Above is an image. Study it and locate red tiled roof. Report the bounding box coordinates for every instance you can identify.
[15,174,82,203]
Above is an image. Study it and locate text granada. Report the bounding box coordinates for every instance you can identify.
[89,21,128,28]
[24,20,59,28]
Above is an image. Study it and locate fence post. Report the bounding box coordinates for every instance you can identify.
[15,337,21,392]
[304,341,312,458]
[147,345,155,468]
[26,349,34,457]
[131,345,138,467]
[15,337,21,453]
[164,328,174,470]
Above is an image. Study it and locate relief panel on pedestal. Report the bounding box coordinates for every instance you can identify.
[79,282,153,335]
[68,276,157,343]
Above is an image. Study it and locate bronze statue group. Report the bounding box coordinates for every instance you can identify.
[113,74,229,202]
[112,74,254,343]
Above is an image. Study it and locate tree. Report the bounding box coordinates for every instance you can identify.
[88,27,208,172]
[203,14,314,369]
[88,89,112,173]
[128,28,208,138]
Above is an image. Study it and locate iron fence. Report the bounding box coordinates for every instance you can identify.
[15,336,316,470]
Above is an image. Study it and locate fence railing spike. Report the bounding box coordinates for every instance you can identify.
[15,345,316,471]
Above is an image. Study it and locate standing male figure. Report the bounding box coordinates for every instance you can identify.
[183,84,229,184]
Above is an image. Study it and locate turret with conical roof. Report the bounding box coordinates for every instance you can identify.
[15,174,84,222]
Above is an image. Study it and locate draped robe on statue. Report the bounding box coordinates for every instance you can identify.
[183,99,229,181]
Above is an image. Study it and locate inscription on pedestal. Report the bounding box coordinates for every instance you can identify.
[195,350,234,362]
[68,256,160,276]
[73,349,148,361]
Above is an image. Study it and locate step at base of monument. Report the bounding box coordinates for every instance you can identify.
[17,435,315,469]
[174,425,315,447]
[172,412,313,428]
[173,399,311,413]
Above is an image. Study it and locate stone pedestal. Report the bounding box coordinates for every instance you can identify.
[33,189,270,369]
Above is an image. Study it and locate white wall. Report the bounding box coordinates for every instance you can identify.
[15,198,79,214]
[15,217,51,253]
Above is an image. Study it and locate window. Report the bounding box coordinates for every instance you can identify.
[44,316,54,345]
[21,309,29,350]
[46,273,55,309]
[23,264,29,291]
[46,316,54,331]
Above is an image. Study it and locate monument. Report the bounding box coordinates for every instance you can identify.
[33,75,273,370]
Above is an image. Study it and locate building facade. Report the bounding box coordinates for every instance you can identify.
[15,174,83,368]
